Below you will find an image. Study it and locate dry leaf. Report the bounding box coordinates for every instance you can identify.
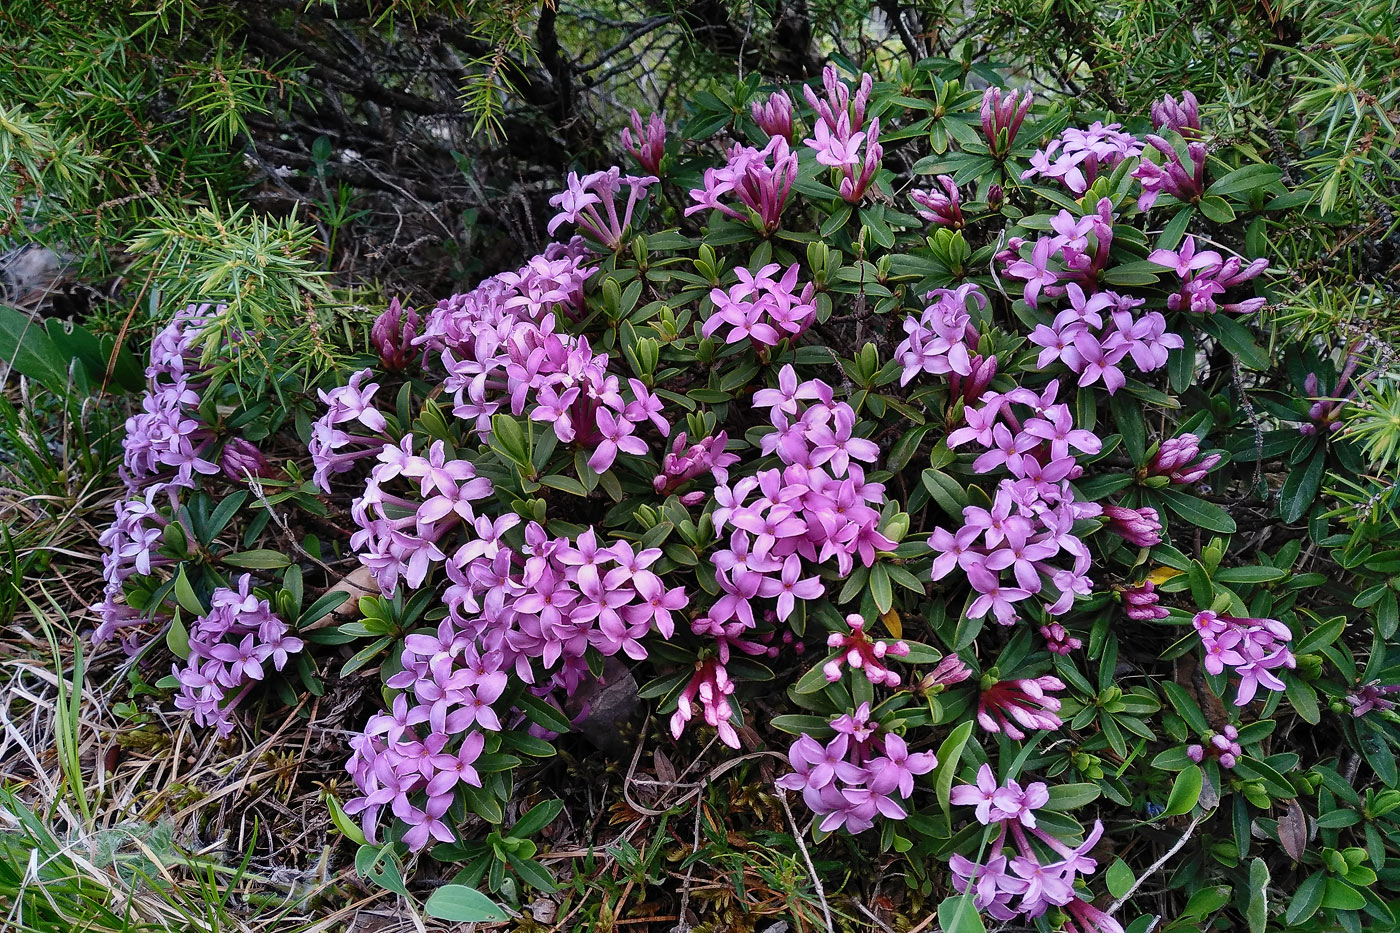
[1279,799,1307,861]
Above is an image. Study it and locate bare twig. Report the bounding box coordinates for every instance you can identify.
[776,785,833,933]
[1107,813,1205,916]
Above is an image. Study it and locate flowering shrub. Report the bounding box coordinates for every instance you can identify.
[95,58,1400,931]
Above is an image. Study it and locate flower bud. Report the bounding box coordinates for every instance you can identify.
[221,437,274,482]
[371,297,420,371]
[1103,504,1163,547]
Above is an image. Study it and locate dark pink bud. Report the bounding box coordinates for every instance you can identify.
[1103,505,1163,547]
[221,437,274,481]
[371,298,420,371]
[751,91,795,141]
[622,109,666,174]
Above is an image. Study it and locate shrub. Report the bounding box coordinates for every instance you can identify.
[89,54,1400,933]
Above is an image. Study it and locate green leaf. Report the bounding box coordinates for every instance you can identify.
[300,589,351,626]
[339,636,391,676]
[821,204,853,238]
[937,893,986,933]
[870,563,893,613]
[771,714,835,735]
[222,549,292,569]
[515,692,571,734]
[1198,195,1235,223]
[174,565,206,617]
[490,414,531,467]
[1279,447,1326,524]
[509,799,564,839]
[207,491,249,541]
[1285,872,1326,925]
[166,610,190,661]
[1159,487,1236,534]
[1358,720,1398,786]
[934,720,976,822]
[506,852,557,892]
[1164,765,1203,816]
[1246,857,1270,933]
[1105,858,1134,899]
[1285,677,1320,725]
[1213,566,1287,583]
[1183,885,1233,919]
[0,304,72,394]
[1044,783,1102,811]
[1207,164,1282,198]
[423,884,510,922]
[1161,681,1209,734]
[1320,878,1366,910]
[1200,315,1270,371]
[539,474,587,496]
[359,844,409,896]
[1111,393,1147,463]
[326,794,367,845]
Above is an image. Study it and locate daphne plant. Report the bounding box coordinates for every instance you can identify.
[91,56,1400,931]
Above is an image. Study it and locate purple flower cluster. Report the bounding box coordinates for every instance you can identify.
[777,704,936,833]
[1039,622,1083,655]
[120,304,223,490]
[934,380,1103,621]
[443,524,689,687]
[621,108,666,174]
[349,438,494,594]
[1132,135,1206,211]
[371,297,420,371]
[1299,360,1364,436]
[686,136,798,234]
[1193,610,1297,705]
[803,66,881,202]
[403,251,666,475]
[343,620,504,848]
[711,366,891,604]
[751,90,795,141]
[671,656,740,748]
[415,239,593,357]
[1146,433,1222,485]
[909,175,964,229]
[950,764,1117,929]
[654,431,739,498]
[1187,724,1242,769]
[980,86,1033,157]
[309,369,393,492]
[172,575,303,737]
[1122,580,1169,620]
[977,676,1065,739]
[1347,682,1400,718]
[823,613,911,687]
[1152,90,1201,138]
[895,283,985,386]
[1006,203,1182,395]
[1021,122,1143,194]
[1149,235,1268,315]
[1102,504,1163,548]
[703,262,816,348]
[547,167,657,251]
[95,304,268,648]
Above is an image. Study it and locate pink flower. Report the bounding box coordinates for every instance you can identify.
[978,676,1065,739]
[548,168,657,251]
[621,109,665,173]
